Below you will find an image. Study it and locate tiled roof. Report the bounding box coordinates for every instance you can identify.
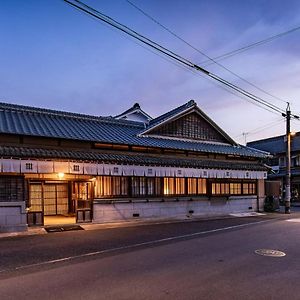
[148,100,196,128]
[0,146,267,171]
[0,101,268,158]
[248,133,300,155]
[114,102,152,122]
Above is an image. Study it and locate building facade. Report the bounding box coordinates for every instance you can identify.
[248,133,300,202]
[0,100,268,232]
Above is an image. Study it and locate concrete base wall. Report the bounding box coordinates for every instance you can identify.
[93,196,258,223]
[0,202,28,232]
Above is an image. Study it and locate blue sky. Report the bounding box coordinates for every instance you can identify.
[1,0,300,144]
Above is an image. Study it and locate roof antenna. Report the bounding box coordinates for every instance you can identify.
[242,132,248,145]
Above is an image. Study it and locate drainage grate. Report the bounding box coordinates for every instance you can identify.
[255,249,286,257]
[45,225,84,233]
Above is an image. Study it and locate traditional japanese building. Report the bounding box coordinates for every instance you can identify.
[0,100,268,232]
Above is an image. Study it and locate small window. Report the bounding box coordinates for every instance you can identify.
[73,165,80,172]
[25,163,33,170]
[147,168,153,176]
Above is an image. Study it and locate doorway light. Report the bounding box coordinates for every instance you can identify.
[58,172,65,179]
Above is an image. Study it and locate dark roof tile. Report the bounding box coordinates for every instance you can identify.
[0,101,268,158]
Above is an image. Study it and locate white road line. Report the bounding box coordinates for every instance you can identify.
[286,218,300,222]
[4,219,270,273]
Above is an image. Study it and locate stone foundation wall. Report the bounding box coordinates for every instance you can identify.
[0,202,28,232]
[93,196,258,223]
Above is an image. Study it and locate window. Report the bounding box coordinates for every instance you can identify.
[291,155,300,167]
[164,178,175,195]
[163,178,185,195]
[212,182,229,195]
[230,183,241,195]
[132,177,146,196]
[243,182,256,195]
[188,178,197,194]
[73,165,80,172]
[132,177,162,196]
[175,178,185,194]
[25,163,33,170]
[198,179,207,194]
[95,176,128,197]
[0,176,24,202]
[95,176,162,198]
[187,178,207,195]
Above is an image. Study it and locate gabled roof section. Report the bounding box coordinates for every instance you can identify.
[0,101,269,158]
[140,100,237,145]
[115,103,152,123]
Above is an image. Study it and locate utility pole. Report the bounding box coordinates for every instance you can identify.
[284,103,291,214]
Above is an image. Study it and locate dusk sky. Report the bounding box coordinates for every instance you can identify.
[1,0,300,144]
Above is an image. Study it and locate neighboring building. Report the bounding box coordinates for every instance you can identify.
[248,133,300,201]
[0,100,268,232]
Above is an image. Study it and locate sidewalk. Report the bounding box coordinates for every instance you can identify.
[0,212,268,239]
[5,209,300,240]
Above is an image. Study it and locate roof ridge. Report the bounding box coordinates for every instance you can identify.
[148,99,196,127]
[114,102,153,120]
[0,101,144,128]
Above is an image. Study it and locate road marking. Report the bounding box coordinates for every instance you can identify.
[286,218,300,222]
[3,219,270,273]
[229,212,266,217]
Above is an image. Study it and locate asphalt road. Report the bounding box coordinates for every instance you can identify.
[1,213,300,299]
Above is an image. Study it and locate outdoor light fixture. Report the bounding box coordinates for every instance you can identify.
[58,172,65,179]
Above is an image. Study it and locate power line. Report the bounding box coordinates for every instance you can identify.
[201,25,300,65]
[234,118,283,138]
[63,0,286,116]
[126,0,288,105]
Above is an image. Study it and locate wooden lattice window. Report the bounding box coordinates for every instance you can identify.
[0,176,25,202]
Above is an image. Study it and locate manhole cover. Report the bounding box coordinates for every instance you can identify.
[255,249,286,257]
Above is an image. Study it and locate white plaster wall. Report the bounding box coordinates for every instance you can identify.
[93,196,257,223]
[0,202,28,232]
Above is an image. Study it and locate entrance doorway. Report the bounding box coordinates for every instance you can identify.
[28,182,75,226]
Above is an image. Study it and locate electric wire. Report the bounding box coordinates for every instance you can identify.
[201,25,300,65]
[234,118,283,138]
[66,1,284,113]
[63,0,286,116]
[126,0,288,105]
